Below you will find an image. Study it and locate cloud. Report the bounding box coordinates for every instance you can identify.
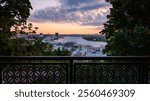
[61,0,102,6]
[79,2,110,11]
[29,0,111,26]
[66,2,110,12]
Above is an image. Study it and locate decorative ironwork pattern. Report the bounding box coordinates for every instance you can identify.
[74,63,140,84]
[0,56,149,84]
[1,63,68,84]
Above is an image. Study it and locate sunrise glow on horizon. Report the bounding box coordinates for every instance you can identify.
[30,22,102,34]
[28,0,111,34]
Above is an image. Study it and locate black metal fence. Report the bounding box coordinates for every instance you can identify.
[0,56,150,84]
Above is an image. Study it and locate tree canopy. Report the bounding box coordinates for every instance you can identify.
[0,0,32,55]
[101,0,150,56]
[0,0,32,33]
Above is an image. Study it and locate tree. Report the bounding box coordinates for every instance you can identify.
[34,27,39,32]
[101,0,150,56]
[0,0,32,56]
[28,23,33,33]
[12,22,39,35]
[0,0,32,32]
[25,39,53,56]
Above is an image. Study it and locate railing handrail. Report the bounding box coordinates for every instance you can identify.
[0,56,150,60]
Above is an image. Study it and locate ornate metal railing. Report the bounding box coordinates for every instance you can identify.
[0,56,150,84]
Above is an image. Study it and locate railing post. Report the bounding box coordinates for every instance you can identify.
[69,60,73,84]
[140,60,148,84]
[145,63,148,84]
[0,66,2,84]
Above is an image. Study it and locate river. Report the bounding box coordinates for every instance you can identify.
[54,36,107,48]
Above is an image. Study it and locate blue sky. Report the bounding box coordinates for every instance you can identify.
[29,0,111,34]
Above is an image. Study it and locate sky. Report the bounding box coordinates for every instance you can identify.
[28,0,111,34]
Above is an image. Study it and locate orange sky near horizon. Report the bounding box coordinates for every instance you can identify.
[31,22,101,34]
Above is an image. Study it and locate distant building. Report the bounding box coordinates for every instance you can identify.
[54,32,59,39]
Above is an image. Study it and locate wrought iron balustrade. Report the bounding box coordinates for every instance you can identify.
[0,56,150,84]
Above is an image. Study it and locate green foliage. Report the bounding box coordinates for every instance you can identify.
[103,26,150,55]
[8,37,55,56]
[0,0,32,32]
[0,33,12,56]
[0,0,32,56]
[82,35,106,42]
[12,22,39,35]
[101,0,150,56]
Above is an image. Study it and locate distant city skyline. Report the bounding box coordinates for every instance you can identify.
[28,0,111,34]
